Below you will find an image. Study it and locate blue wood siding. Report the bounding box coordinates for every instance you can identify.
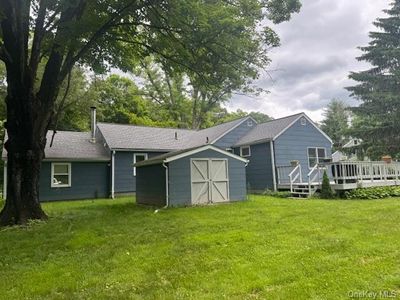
[274,118,332,181]
[114,151,165,193]
[168,149,247,206]
[213,119,256,149]
[233,143,274,191]
[136,164,166,206]
[39,161,110,201]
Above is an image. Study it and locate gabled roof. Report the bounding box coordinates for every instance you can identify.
[234,113,304,146]
[2,131,110,161]
[135,144,248,167]
[97,116,252,150]
[234,113,332,146]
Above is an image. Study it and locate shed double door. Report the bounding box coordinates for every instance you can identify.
[191,159,229,204]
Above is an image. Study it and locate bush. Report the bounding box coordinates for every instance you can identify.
[320,170,334,199]
[262,189,291,198]
[344,186,400,200]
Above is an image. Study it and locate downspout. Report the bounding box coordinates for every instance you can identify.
[270,140,277,191]
[3,160,7,199]
[162,162,169,208]
[111,150,115,199]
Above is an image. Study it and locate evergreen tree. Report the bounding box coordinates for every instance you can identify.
[320,170,334,199]
[320,99,350,151]
[346,1,400,158]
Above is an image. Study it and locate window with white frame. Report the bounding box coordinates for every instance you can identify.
[300,117,307,126]
[240,146,251,157]
[51,163,71,188]
[247,120,254,127]
[133,153,148,176]
[308,147,326,168]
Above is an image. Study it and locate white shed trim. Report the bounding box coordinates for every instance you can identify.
[164,145,249,163]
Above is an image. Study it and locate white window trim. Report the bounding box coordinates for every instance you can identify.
[300,117,307,126]
[51,162,71,188]
[247,120,254,127]
[307,147,326,168]
[133,153,148,176]
[240,146,251,157]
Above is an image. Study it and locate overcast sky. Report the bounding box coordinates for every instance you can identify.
[226,0,390,122]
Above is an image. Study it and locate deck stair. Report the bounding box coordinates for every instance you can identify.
[290,183,318,198]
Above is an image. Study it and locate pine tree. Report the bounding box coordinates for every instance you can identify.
[346,1,400,159]
[320,99,349,151]
[320,170,334,199]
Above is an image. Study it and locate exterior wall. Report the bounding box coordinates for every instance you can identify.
[274,118,332,181]
[213,119,256,149]
[39,161,110,201]
[233,142,274,191]
[168,149,247,206]
[136,164,166,206]
[114,151,165,193]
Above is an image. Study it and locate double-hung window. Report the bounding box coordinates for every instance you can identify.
[51,163,71,188]
[240,146,251,157]
[133,153,148,176]
[308,148,326,168]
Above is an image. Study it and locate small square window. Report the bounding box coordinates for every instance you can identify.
[240,146,251,157]
[247,120,253,127]
[300,117,307,126]
[51,163,71,188]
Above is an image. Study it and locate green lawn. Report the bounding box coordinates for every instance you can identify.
[0,196,400,299]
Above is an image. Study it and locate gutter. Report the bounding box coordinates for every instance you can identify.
[270,140,277,191]
[111,150,115,199]
[162,162,169,208]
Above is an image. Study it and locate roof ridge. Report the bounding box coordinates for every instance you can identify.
[197,116,250,133]
[256,112,304,126]
[97,122,195,132]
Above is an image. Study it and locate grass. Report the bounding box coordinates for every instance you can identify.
[0,196,400,299]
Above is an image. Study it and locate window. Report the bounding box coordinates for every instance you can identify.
[133,153,148,176]
[308,147,326,168]
[247,120,254,127]
[240,146,251,157]
[51,163,71,188]
[300,117,307,126]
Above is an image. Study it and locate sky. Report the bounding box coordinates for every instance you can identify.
[226,0,390,122]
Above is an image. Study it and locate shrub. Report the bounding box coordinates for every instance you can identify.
[262,189,291,198]
[320,170,334,199]
[345,186,400,200]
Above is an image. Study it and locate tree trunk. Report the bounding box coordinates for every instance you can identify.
[0,148,47,226]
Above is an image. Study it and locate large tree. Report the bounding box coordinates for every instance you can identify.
[320,99,349,151]
[0,0,300,225]
[346,0,400,158]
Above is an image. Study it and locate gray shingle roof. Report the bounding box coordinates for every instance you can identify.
[2,131,110,161]
[234,113,303,146]
[97,123,195,150]
[97,116,250,150]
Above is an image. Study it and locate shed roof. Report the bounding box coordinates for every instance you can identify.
[135,144,248,167]
[2,131,110,161]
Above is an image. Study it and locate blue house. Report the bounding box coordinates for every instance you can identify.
[2,108,332,203]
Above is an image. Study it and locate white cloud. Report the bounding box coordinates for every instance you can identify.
[227,0,389,122]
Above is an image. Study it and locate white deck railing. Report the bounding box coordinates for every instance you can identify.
[328,161,400,184]
[288,164,302,193]
[276,165,294,184]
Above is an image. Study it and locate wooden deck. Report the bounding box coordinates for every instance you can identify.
[277,161,400,197]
